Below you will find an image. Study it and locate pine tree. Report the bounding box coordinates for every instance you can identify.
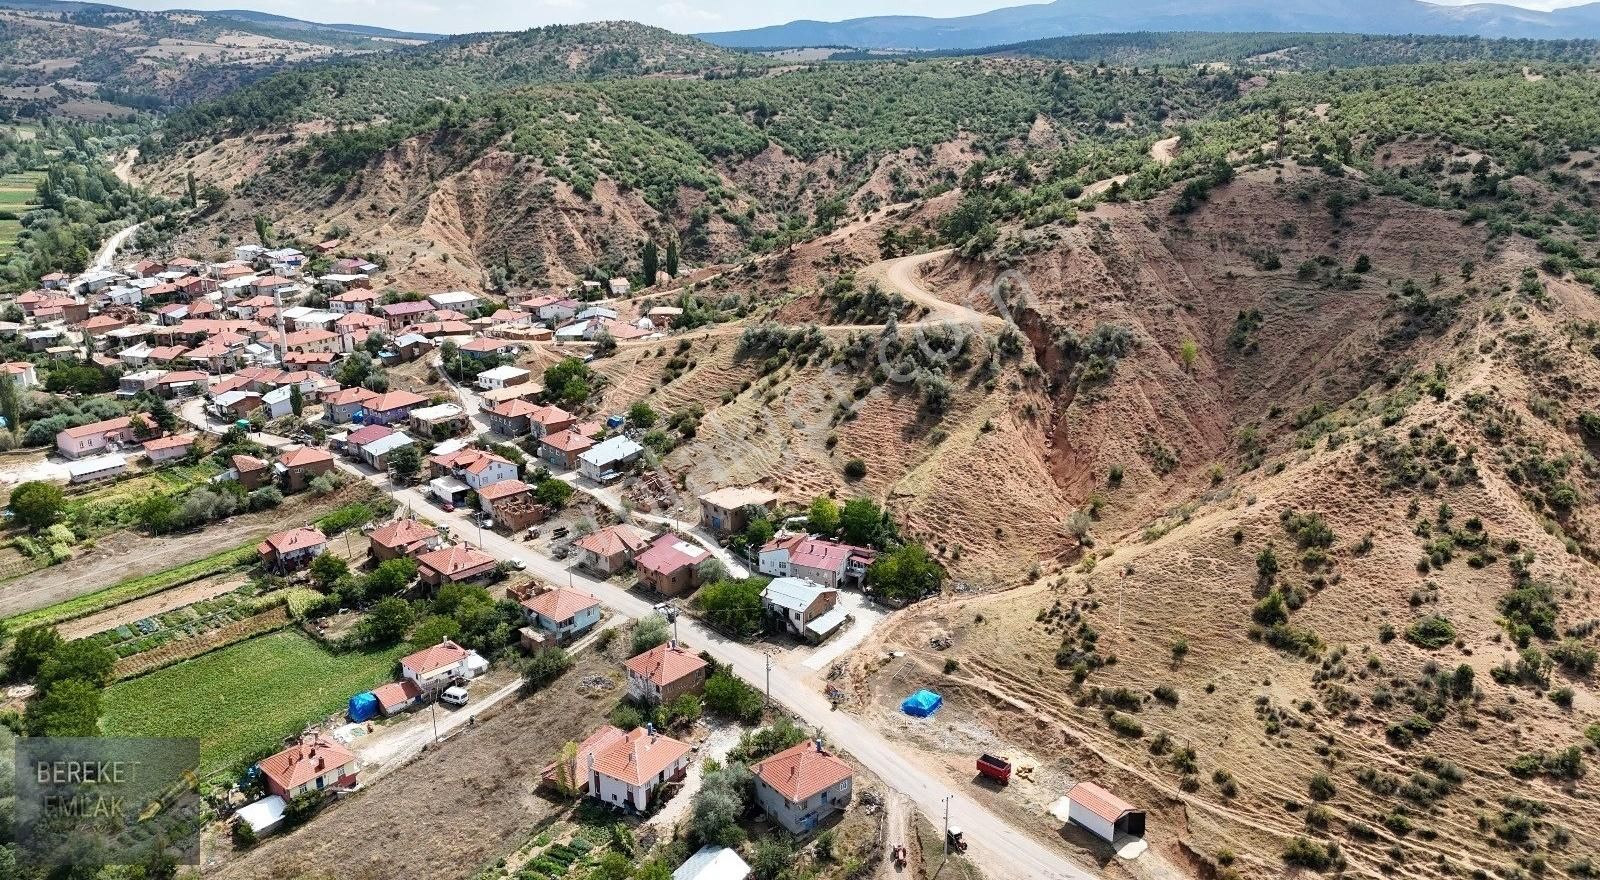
[289,384,304,416]
[254,215,272,246]
[642,240,659,287]
[664,239,678,278]
[185,171,197,208]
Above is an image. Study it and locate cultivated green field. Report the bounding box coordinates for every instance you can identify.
[102,629,407,779]
[0,170,42,254]
[0,171,43,207]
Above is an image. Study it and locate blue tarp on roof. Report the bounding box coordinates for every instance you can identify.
[901,689,943,717]
[348,692,379,723]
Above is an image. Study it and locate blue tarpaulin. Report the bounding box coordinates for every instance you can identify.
[901,689,943,717]
[348,692,379,723]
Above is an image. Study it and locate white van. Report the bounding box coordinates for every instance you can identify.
[440,685,469,707]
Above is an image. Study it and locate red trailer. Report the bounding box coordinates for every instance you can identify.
[976,753,1012,783]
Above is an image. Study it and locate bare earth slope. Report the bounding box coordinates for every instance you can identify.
[834,165,1600,879]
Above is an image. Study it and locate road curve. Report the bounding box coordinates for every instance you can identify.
[92,221,142,272]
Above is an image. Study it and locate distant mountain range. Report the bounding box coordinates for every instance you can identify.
[698,0,1600,50]
[0,0,442,42]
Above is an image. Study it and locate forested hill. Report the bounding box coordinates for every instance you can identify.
[154,22,766,140]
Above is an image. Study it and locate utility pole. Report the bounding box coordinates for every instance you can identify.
[429,692,439,744]
[943,794,953,856]
[765,652,773,707]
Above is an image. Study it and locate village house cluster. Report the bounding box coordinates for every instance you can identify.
[16,244,685,482]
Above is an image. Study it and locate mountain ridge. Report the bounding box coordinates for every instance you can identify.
[698,0,1600,49]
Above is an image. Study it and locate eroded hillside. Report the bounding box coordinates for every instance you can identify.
[836,165,1600,880]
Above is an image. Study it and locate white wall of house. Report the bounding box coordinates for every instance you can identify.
[590,754,689,812]
[757,548,790,578]
[530,604,601,637]
[1067,800,1117,843]
[463,461,519,490]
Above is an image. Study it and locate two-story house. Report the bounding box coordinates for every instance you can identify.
[624,641,708,706]
[751,740,854,834]
[521,587,601,640]
[398,638,487,692]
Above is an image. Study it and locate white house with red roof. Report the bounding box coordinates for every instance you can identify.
[55,414,152,459]
[521,587,601,639]
[624,641,708,705]
[141,432,196,463]
[751,740,855,834]
[758,535,876,590]
[0,361,37,390]
[257,735,359,799]
[371,679,422,715]
[1064,781,1145,843]
[586,725,692,812]
[430,446,518,491]
[256,526,328,570]
[399,638,486,692]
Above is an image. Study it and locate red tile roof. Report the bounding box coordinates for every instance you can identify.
[155,370,208,385]
[489,398,542,419]
[369,518,438,552]
[367,390,427,413]
[575,524,654,558]
[372,679,421,711]
[325,386,379,406]
[283,328,336,346]
[460,336,511,353]
[283,351,336,365]
[530,405,574,428]
[521,587,599,622]
[624,643,707,688]
[257,526,327,556]
[346,424,394,446]
[399,639,469,676]
[59,414,146,440]
[478,479,530,501]
[383,301,433,316]
[278,445,334,468]
[635,532,709,577]
[590,727,691,787]
[258,736,357,792]
[540,430,592,454]
[415,544,496,580]
[141,433,196,453]
[1066,781,1136,823]
[752,741,853,803]
[231,453,268,473]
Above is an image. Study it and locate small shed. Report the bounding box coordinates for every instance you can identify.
[1065,781,1145,843]
[674,844,751,880]
[236,795,287,836]
[347,691,379,722]
[900,689,943,717]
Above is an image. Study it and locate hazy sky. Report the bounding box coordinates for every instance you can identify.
[115,0,1599,36]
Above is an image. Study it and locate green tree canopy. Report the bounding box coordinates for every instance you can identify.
[9,481,66,532]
